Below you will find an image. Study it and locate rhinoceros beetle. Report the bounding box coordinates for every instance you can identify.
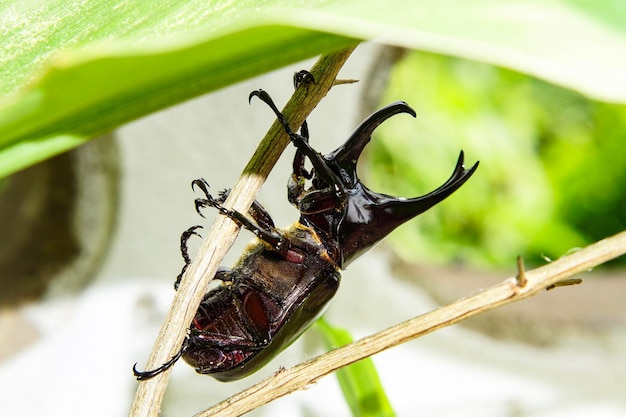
[134,72,478,382]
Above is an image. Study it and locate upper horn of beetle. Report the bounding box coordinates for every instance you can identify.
[326,101,416,186]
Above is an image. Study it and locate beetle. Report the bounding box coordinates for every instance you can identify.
[134,73,478,382]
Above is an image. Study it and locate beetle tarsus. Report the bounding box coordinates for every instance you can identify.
[249,90,294,134]
[293,70,315,90]
[192,178,234,219]
[180,225,203,264]
[133,342,187,381]
[174,225,203,289]
[291,72,314,179]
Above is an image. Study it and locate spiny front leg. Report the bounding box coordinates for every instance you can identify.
[248,89,346,195]
[218,188,276,233]
[174,225,203,290]
[191,178,287,251]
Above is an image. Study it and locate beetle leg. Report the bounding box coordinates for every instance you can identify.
[218,188,276,233]
[191,178,287,251]
[249,89,347,195]
[175,231,236,290]
[180,225,203,264]
[174,225,203,290]
[292,70,314,180]
[293,69,315,90]
[133,338,187,381]
[291,118,313,180]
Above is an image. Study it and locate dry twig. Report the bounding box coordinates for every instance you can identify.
[195,230,626,417]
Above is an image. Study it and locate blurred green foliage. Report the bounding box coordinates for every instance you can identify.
[316,318,396,417]
[368,51,626,268]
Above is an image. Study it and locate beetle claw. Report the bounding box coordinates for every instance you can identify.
[293,70,315,90]
[174,225,204,289]
[180,225,203,263]
[194,199,208,217]
[192,178,227,218]
[133,340,187,381]
[191,178,211,195]
[248,89,267,106]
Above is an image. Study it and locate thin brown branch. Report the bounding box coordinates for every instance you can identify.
[195,230,626,417]
[128,45,357,417]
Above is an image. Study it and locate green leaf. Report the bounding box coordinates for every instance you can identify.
[1,0,625,178]
[369,51,626,267]
[316,317,396,417]
[0,16,356,177]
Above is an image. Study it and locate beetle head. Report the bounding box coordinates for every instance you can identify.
[288,101,478,268]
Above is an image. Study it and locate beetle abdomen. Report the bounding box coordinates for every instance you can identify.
[182,225,341,381]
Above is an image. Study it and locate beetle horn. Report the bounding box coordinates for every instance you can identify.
[375,151,478,219]
[338,151,478,267]
[326,101,416,185]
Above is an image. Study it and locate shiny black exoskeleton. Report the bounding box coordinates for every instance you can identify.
[134,73,478,382]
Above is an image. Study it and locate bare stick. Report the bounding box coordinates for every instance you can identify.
[195,229,626,417]
[129,45,357,417]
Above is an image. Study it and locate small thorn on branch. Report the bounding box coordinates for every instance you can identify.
[333,78,359,86]
[546,278,583,291]
[515,255,527,287]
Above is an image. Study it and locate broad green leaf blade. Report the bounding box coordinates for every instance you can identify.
[1,0,625,179]
[0,21,356,177]
[316,318,396,417]
[296,0,626,103]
